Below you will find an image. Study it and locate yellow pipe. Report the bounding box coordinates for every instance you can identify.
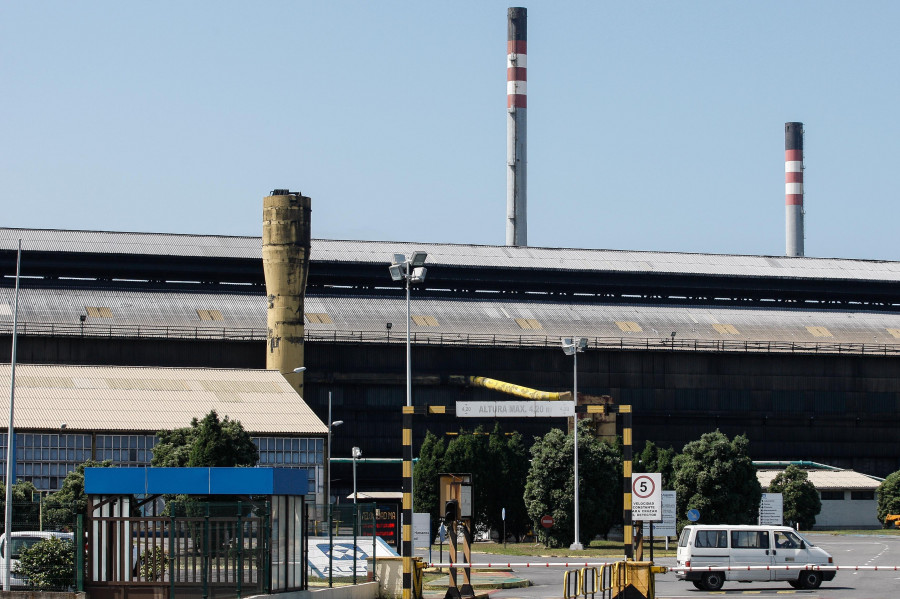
[467,376,571,401]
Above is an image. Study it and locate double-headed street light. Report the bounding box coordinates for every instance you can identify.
[389,251,427,515]
[389,251,428,409]
[562,337,588,551]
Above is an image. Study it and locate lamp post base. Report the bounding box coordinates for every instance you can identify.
[569,542,584,550]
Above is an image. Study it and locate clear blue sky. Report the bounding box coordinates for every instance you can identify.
[3,1,898,260]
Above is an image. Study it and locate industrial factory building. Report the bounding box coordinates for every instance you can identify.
[2,222,900,499]
[0,363,327,493]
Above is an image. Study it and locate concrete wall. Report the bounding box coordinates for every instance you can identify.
[814,493,880,529]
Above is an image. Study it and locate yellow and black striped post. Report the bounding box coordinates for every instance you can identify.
[583,403,633,560]
[402,406,414,599]
[622,406,633,560]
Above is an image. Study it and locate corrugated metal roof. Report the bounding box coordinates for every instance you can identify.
[757,469,882,491]
[4,227,900,282]
[4,286,900,348]
[0,364,327,435]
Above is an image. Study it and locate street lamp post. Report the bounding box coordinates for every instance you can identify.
[389,251,427,510]
[562,337,588,551]
[389,251,428,409]
[352,447,362,504]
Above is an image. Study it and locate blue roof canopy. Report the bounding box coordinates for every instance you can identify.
[84,467,309,496]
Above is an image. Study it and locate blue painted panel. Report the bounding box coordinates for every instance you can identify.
[85,468,147,494]
[148,468,211,494]
[210,468,272,495]
[84,466,308,496]
[272,468,309,495]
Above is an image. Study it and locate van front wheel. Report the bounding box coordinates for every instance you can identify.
[799,571,822,589]
[702,573,725,591]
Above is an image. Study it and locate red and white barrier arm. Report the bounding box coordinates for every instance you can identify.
[670,565,900,572]
[427,561,616,569]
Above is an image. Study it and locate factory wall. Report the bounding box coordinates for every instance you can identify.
[3,334,897,496]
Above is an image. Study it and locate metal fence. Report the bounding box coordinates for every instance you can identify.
[0,500,78,592]
[87,500,271,599]
[4,320,900,356]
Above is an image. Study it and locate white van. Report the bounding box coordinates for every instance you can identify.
[0,531,74,589]
[675,525,835,591]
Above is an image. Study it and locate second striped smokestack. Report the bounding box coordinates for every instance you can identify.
[785,122,804,257]
[506,7,527,246]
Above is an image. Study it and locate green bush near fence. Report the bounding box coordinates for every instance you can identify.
[13,536,75,591]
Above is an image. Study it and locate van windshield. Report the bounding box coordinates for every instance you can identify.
[7,537,45,560]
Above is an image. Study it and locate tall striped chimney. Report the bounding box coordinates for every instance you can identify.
[785,122,804,257]
[506,7,527,247]
[262,190,311,397]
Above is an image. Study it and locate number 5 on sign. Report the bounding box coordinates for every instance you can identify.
[632,473,662,520]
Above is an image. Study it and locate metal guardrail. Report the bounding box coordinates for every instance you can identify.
[3,321,900,356]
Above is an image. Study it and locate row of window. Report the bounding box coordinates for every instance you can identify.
[820,490,875,501]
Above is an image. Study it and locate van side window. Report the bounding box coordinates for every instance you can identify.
[731,531,770,549]
[695,530,727,548]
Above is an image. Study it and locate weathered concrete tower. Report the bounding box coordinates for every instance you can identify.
[262,189,311,396]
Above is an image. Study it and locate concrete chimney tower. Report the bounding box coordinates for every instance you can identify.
[506,7,527,246]
[785,122,804,257]
[262,190,311,396]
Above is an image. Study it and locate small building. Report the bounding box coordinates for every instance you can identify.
[757,464,883,529]
[0,363,328,501]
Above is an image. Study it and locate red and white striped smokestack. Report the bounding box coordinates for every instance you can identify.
[506,7,527,246]
[785,122,804,257]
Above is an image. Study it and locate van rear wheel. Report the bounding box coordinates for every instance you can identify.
[692,581,704,590]
[702,572,724,591]
[799,571,822,589]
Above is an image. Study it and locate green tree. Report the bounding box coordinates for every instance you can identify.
[42,460,113,529]
[0,480,40,531]
[13,536,75,590]
[876,470,900,527]
[768,465,821,530]
[414,430,446,524]
[485,426,530,541]
[672,430,761,528]
[635,441,676,489]
[524,420,621,548]
[152,410,258,468]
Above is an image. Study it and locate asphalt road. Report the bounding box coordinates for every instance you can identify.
[444,534,900,599]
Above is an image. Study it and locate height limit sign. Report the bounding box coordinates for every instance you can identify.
[632,473,662,520]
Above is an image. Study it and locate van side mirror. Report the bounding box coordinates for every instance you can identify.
[800,540,806,549]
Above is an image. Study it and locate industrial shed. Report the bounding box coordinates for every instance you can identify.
[758,466,883,529]
[0,363,327,495]
[3,227,900,498]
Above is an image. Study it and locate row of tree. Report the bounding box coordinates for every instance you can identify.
[415,421,834,547]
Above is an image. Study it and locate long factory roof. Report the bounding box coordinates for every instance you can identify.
[2,228,900,353]
[2,227,900,282]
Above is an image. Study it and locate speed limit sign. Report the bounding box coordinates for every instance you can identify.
[632,473,662,520]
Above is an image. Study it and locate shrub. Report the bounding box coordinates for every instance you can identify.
[12,536,75,591]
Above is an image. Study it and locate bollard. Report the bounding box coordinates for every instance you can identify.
[610,561,660,599]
